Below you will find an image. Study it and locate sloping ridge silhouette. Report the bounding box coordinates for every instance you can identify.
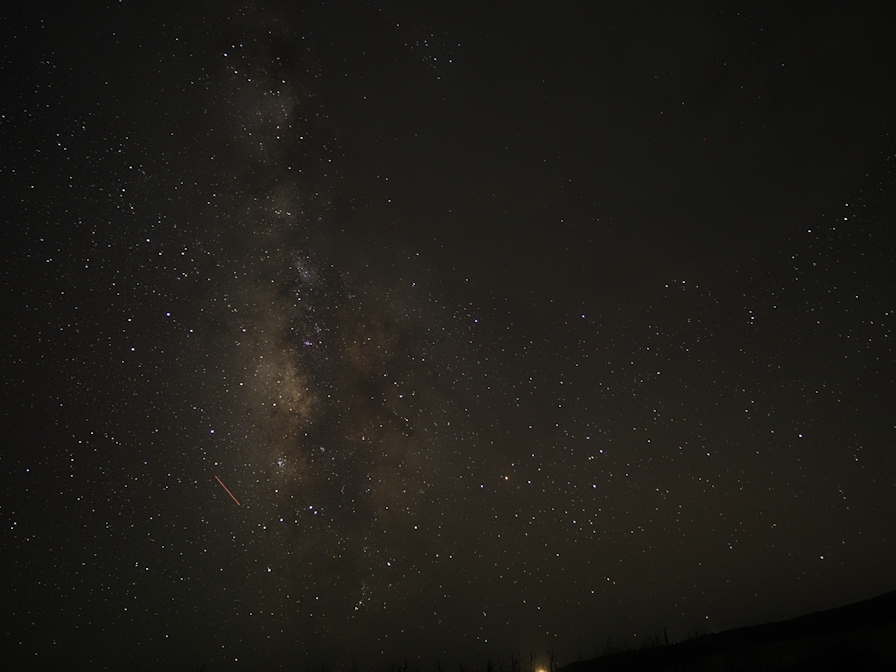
[559,589,896,671]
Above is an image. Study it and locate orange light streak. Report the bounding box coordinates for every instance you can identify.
[214,475,241,506]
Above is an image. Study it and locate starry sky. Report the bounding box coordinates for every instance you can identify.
[2,2,895,671]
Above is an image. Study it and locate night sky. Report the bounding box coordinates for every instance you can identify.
[2,2,895,671]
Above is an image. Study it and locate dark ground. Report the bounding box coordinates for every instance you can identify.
[559,589,896,671]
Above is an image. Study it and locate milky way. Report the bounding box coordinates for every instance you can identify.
[133,9,488,661]
[166,9,464,653]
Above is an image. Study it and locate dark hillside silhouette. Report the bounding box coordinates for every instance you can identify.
[559,590,896,671]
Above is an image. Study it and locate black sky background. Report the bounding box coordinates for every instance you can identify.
[2,2,895,671]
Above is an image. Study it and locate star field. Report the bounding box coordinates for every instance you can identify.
[2,3,895,671]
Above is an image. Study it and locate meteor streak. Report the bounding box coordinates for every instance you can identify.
[214,475,241,506]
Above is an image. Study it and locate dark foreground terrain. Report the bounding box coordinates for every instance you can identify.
[559,590,896,671]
